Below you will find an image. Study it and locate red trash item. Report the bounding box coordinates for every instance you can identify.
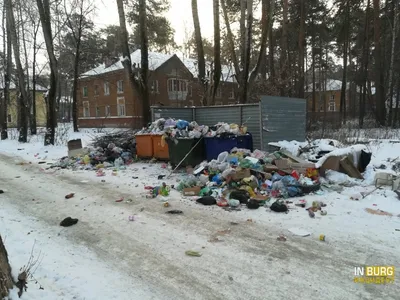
[144,186,154,190]
[291,170,300,180]
[115,197,124,202]
[217,199,228,207]
[65,193,74,199]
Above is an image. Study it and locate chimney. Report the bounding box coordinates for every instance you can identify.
[104,57,113,68]
[104,56,119,68]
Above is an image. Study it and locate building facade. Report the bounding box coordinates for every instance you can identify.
[1,81,47,128]
[77,50,238,128]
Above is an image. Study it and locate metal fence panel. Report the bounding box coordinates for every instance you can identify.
[151,107,194,121]
[242,105,262,150]
[261,96,306,151]
[195,106,241,126]
[150,104,261,150]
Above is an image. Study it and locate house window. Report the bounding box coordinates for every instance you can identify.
[328,101,335,112]
[151,80,159,93]
[229,89,235,99]
[94,85,99,96]
[117,97,126,116]
[167,79,187,92]
[330,94,335,101]
[7,114,11,122]
[117,80,124,94]
[95,106,100,117]
[105,105,111,116]
[82,86,88,97]
[83,101,90,117]
[104,82,110,95]
[216,88,221,98]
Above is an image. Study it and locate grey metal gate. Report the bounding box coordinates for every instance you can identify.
[261,96,307,150]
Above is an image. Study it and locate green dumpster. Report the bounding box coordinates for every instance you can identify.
[166,138,205,168]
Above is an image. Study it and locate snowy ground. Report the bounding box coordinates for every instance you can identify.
[1,125,400,299]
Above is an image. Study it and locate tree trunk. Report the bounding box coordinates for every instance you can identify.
[31,24,39,135]
[139,0,150,126]
[18,1,31,134]
[1,1,9,140]
[280,0,288,96]
[298,0,306,99]
[117,0,148,127]
[72,42,81,132]
[36,0,57,145]
[359,0,371,128]
[311,16,316,113]
[191,0,207,104]
[6,0,28,143]
[240,0,253,103]
[340,1,350,123]
[211,0,221,105]
[220,0,240,77]
[0,235,14,298]
[387,1,398,126]
[373,0,385,125]
[268,2,274,82]
[239,0,246,69]
[248,0,273,92]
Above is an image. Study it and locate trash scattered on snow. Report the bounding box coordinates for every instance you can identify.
[166,210,183,214]
[288,228,311,237]
[60,217,79,227]
[185,250,202,257]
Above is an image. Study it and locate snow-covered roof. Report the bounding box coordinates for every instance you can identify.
[180,56,235,83]
[0,79,47,91]
[81,50,175,78]
[81,49,236,83]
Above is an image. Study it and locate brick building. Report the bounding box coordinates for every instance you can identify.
[77,50,238,128]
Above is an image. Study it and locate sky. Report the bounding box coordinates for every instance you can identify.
[96,0,214,45]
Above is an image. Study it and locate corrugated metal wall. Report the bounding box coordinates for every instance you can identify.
[151,97,306,152]
[261,96,306,151]
[151,107,194,122]
[151,104,262,149]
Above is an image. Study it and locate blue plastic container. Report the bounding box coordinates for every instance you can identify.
[204,133,253,161]
[237,133,253,152]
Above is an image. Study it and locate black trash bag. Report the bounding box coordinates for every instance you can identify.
[270,201,288,213]
[60,217,79,227]
[247,199,260,209]
[230,190,250,204]
[359,150,372,173]
[196,196,217,206]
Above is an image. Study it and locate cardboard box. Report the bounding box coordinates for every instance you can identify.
[182,186,201,196]
[232,168,251,181]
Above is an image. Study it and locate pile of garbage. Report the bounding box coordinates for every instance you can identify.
[173,147,322,213]
[52,131,137,170]
[136,118,249,138]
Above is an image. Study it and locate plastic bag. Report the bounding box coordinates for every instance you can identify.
[217,151,229,163]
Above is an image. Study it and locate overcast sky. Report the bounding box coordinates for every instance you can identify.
[96,0,214,44]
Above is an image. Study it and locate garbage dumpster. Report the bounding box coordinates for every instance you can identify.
[135,134,153,158]
[167,138,205,168]
[152,135,169,160]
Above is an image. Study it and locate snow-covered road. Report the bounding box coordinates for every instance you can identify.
[1,153,399,300]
